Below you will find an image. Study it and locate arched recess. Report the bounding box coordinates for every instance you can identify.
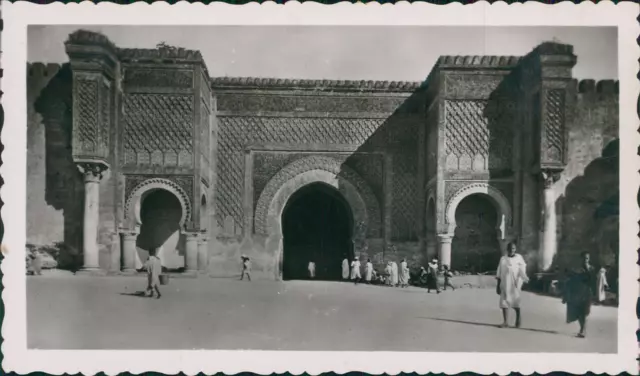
[254,156,381,239]
[445,183,512,239]
[124,178,192,230]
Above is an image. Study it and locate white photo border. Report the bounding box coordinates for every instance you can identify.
[2,1,638,375]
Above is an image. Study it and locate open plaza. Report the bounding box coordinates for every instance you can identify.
[27,274,617,352]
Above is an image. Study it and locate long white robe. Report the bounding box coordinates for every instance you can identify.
[308,262,316,278]
[365,262,374,281]
[341,259,350,279]
[496,254,529,308]
[350,260,361,279]
[596,268,608,302]
[391,262,399,285]
[400,261,410,285]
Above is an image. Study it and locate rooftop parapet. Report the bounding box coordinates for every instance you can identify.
[210,77,426,93]
[575,79,619,95]
[434,55,522,70]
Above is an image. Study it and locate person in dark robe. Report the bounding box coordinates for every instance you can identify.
[563,252,595,338]
[241,255,252,281]
[426,258,441,294]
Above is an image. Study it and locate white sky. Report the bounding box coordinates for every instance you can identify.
[28,25,618,81]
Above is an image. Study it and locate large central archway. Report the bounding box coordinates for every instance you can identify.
[282,183,353,280]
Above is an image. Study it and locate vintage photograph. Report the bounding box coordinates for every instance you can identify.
[24,24,620,353]
[3,2,638,374]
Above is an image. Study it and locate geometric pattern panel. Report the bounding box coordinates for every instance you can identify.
[123,94,194,167]
[391,153,418,241]
[444,100,513,171]
[216,116,386,232]
[542,89,565,163]
[74,78,100,155]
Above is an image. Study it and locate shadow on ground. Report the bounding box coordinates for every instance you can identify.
[421,317,561,335]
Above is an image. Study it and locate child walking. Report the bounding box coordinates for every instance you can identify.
[145,248,162,299]
[443,265,456,291]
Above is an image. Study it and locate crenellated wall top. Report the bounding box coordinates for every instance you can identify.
[575,79,619,95]
[435,55,521,70]
[210,77,426,93]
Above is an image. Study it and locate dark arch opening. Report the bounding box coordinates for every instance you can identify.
[136,189,184,270]
[282,182,353,281]
[451,193,501,273]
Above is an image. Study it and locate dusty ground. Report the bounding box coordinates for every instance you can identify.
[27,275,617,352]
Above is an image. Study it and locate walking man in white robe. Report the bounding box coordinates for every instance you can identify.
[400,258,410,287]
[496,242,529,328]
[308,260,316,279]
[351,257,362,285]
[390,261,399,287]
[365,259,374,283]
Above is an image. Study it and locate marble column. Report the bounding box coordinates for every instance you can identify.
[197,233,209,272]
[539,171,559,271]
[77,162,108,272]
[185,232,199,273]
[437,234,453,268]
[121,231,138,273]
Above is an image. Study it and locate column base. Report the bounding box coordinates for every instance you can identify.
[76,268,108,276]
[120,268,139,276]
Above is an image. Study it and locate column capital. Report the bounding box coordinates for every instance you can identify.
[540,170,561,189]
[437,234,453,243]
[182,231,200,239]
[120,230,139,240]
[76,160,110,183]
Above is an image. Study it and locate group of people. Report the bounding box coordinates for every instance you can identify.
[306,255,456,292]
[496,242,610,338]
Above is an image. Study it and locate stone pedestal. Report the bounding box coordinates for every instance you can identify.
[437,234,453,268]
[185,232,199,273]
[539,173,558,271]
[121,231,138,273]
[197,234,209,272]
[77,162,108,273]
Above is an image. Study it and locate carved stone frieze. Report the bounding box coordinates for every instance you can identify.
[122,94,194,167]
[216,94,416,114]
[123,69,194,89]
